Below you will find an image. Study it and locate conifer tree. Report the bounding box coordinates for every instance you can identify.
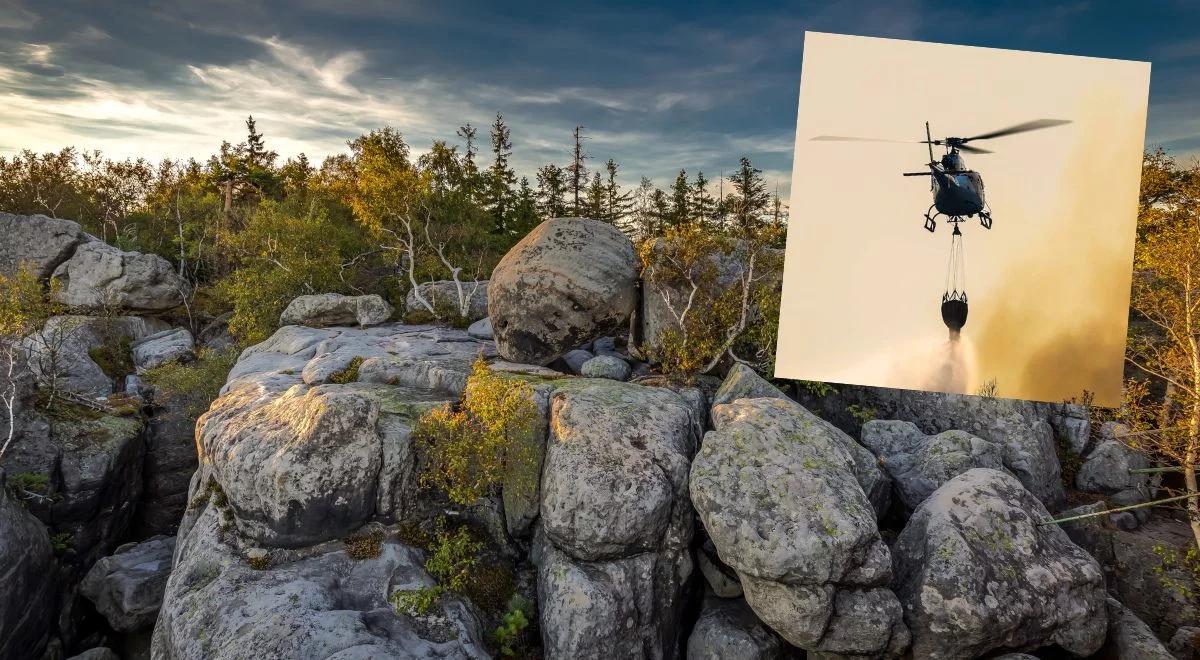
[728,156,768,234]
[511,176,539,233]
[567,126,588,216]
[650,187,669,236]
[536,164,567,218]
[584,172,606,219]
[603,159,634,228]
[691,171,714,227]
[482,112,516,233]
[669,169,690,227]
[456,123,479,198]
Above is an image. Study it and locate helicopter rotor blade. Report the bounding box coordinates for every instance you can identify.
[960,119,1071,143]
[956,144,993,154]
[810,135,921,144]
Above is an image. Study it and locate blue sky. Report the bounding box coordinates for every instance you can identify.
[0,1,1195,196]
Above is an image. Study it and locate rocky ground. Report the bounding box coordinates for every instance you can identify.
[1,213,1198,660]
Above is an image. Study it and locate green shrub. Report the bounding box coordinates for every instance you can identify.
[143,345,240,418]
[416,357,539,505]
[390,522,492,617]
[8,471,49,495]
[390,585,443,616]
[329,356,364,384]
[88,335,133,379]
[798,380,836,398]
[49,532,72,554]
[846,404,876,425]
[1153,543,1200,601]
[493,595,532,657]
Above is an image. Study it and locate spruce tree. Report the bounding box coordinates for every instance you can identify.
[536,164,567,218]
[603,159,634,228]
[691,171,714,227]
[483,112,516,233]
[584,172,606,219]
[512,176,539,234]
[728,156,768,234]
[650,187,669,237]
[567,126,587,216]
[669,169,690,227]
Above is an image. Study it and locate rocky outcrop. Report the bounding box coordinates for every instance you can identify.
[0,470,58,660]
[153,500,489,659]
[860,420,1006,511]
[406,279,489,322]
[197,323,486,548]
[536,377,702,659]
[80,535,174,632]
[892,468,1107,659]
[489,218,638,365]
[279,292,394,328]
[20,314,171,398]
[802,386,1067,509]
[686,596,787,660]
[691,396,908,657]
[0,212,89,279]
[131,327,195,372]
[1100,597,1175,660]
[52,240,185,311]
[1077,427,1152,506]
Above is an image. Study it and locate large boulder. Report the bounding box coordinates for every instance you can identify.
[690,396,908,657]
[197,324,485,548]
[489,218,638,365]
[52,240,185,311]
[535,378,703,659]
[540,379,697,561]
[0,212,89,279]
[0,470,57,660]
[279,293,394,328]
[708,364,891,517]
[579,354,630,381]
[892,468,1107,659]
[405,279,489,322]
[80,535,175,632]
[153,499,489,659]
[860,419,1006,511]
[131,327,195,372]
[19,314,171,398]
[1077,435,1152,502]
[685,596,787,660]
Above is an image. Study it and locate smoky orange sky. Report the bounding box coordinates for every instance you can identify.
[775,32,1150,407]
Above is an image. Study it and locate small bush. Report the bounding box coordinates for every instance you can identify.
[1153,543,1200,601]
[462,563,517,614]
[329,356,364,384]
[493,595,533,657]
[8,471,49,495]
[798,380,836,398]
[344,528,385,560]
[88,335,133,379]
[390,585,443,616]
[247,553,271,570]
[144,345,240,418]
[416,357,539,505]
[846,404,876,425]
[49,532,72,554]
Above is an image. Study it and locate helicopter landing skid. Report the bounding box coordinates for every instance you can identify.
[979,210,992,229]
[923,205,939,232]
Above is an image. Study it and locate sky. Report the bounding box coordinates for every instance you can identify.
[0,1,1197,196]
[775,33,1148,406]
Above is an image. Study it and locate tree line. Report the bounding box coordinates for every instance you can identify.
[0,114,786,341]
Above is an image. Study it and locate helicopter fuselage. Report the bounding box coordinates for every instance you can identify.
[930,165,985,217]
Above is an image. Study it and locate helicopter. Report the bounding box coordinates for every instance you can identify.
[814,118,1071,233]
[812,118,1071,335]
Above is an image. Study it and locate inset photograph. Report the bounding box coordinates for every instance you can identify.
[776,32,1151,405]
